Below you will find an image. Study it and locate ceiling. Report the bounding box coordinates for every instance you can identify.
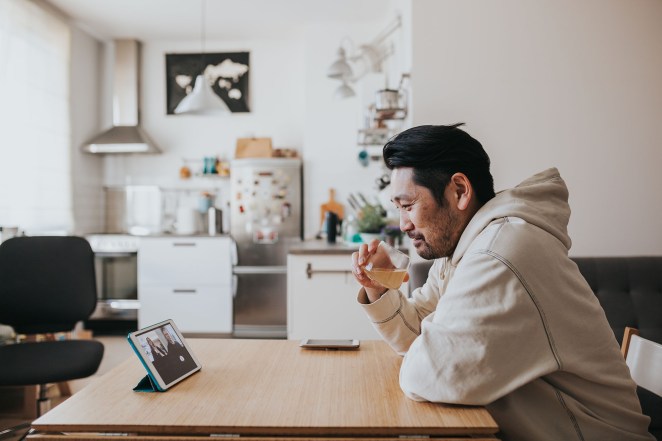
[45,0,393,41]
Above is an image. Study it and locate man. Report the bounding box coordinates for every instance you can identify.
[161,326,198,380]
[351,124,653,441]
[162,327,186,360]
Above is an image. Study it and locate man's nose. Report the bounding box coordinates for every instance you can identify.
[400,212,413,231]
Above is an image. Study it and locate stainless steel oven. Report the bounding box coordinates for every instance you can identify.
[86,235,140,321]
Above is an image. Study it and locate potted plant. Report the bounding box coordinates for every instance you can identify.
[357,203,386,243]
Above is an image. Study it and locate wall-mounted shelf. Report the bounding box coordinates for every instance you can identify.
[373,108,407,121]
[357,128,397,147]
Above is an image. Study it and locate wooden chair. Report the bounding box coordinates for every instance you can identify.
[621,327,662,397]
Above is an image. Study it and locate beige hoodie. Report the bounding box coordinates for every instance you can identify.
[359,168,653,441]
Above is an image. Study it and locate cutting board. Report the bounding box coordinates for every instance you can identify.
[320,189,344,226]
[235,137,272,158]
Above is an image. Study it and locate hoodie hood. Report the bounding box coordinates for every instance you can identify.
[453,168,571,264]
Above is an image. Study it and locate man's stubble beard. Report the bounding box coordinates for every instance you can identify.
[412,209,462,260]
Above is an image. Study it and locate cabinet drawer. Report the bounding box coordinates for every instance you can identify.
[138,284,232,334]
[139,237,232,285]
[287,255,381,340]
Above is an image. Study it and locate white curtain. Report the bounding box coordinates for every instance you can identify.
[0,0,72,234]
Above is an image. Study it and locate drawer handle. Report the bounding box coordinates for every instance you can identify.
[173,289,197,294]
[305,263,352,279]
[173,242,197,247]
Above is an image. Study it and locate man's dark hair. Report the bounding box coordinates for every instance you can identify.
[383,123,495,206]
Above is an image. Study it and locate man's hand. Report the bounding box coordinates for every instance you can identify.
[351,239,388,303]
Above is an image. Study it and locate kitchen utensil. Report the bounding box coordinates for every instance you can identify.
[373,73,409,120]
[357,192,370,207]
[363,241,410,290]
[235,137,273,158]
[198,192,214,213]
[320,188,344,227]
[349,193,364,210]
[375,89,402,110]
[375,173,390,190]
[175,207,197,235]
[358,149,369,167]
[346,197,359,213]
[0,226,19,243]
[126,185,163,235]
[207,207,223,235]
[325,211,339,244]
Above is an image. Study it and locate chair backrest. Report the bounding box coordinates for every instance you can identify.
[409,260,433,296]
[622,327,662,397]
[0,236,97,334]
[410,257,662,347]
[572,256,662,346]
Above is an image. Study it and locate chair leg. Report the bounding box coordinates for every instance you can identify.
[36,384,51,417]
[0,422,31,440]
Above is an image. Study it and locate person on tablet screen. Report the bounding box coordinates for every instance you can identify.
[350,124,653,441]
[146,337,167,359]
[162,327,187,360]
[146,335,179,384]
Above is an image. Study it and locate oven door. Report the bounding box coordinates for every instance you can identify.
[90,251,139,320]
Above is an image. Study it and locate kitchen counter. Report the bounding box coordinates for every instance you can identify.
[136,233,232,238]
[288,240,362,255]
[288,240,407,255]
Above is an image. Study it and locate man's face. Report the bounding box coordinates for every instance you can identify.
[390,167,465,260]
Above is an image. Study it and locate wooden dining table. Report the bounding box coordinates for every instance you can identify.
[29,339,499,440]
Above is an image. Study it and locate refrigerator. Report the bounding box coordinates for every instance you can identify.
[230,158,303,338]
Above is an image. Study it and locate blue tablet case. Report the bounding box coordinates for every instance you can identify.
[127,336,164,392]
[133,374,161,392]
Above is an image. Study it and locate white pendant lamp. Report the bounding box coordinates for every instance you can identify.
[174,0,229,115]
[334,81,356,99]
[327,47,353,80]
[326,16,402,99]
[175,74,229,115]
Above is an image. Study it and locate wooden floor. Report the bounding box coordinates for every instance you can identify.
[0,336,131,437]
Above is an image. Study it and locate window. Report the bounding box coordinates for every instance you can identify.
[0,0,72,234]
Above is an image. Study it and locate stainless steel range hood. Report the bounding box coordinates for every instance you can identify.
[83,40,161,154]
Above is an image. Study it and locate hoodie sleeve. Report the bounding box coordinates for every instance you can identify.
[358,259,445,354]
[399,250,559,405]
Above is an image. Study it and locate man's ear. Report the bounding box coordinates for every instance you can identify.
[450,173,473,211]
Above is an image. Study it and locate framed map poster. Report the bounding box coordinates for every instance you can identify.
[165,52,250,114]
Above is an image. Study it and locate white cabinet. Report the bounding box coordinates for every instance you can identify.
[287,253,381,340]
[138,236,233,334]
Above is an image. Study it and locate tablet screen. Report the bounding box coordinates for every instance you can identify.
[129,320,200,388]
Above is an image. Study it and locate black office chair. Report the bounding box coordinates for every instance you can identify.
[0,236,104,439]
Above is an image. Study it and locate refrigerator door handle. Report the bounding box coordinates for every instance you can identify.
[230,238,238,266]
[232,274,238,298]
[233,266,287,275]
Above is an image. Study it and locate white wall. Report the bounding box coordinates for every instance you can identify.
[70,26,104,234]
[103,35,305,185]
[92,17,402,238]
[93,34,306,231]
[301,21,398,237]
[410,0,662,256]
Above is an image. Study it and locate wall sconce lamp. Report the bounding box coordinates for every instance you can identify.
[327,16,402,99]
[174,0,229,115]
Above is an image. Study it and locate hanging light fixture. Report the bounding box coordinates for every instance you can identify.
[327,47,353,80]
[174,0,229,115]
[334,80,356,99]
[327,16,401,99]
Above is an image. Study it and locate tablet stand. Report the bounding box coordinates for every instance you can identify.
[133,374,162,392]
